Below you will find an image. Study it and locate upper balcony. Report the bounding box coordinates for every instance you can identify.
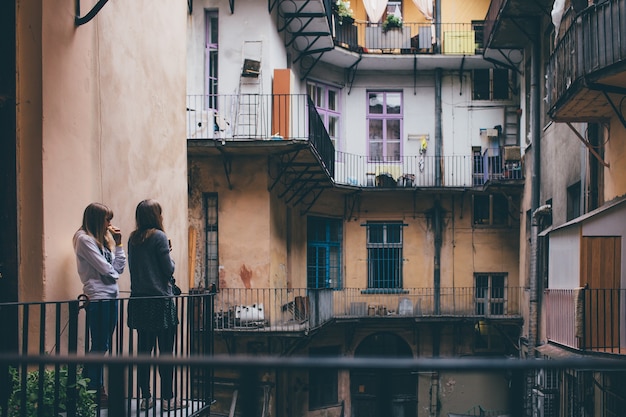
[187,94,524,191]
[547,0,626,122]
[545,288,626,355]
[276,0,496,73]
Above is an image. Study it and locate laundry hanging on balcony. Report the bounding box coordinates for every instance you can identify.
[412,0,432,20]
[412,0,434,46]
[362,0,387,23]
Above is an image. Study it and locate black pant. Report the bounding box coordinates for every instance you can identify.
[137,327,176,400]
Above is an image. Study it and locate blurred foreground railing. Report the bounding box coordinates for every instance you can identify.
[2,353,626,417]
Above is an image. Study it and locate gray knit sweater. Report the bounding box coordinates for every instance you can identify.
[127,229,175,297]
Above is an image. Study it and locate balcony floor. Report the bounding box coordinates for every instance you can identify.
[92,398,204,417]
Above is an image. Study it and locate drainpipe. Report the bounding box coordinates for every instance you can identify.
[529,18,541,361]
[526,18,542,417]
[434,199,442,315]
[435,68,442,187]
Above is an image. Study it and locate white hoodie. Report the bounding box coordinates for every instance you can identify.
[73,229,126,299]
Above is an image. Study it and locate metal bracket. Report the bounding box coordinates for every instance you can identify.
[75,0,109,26]
[565,122,609,168]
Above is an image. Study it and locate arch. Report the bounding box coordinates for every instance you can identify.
[351,332,417,417]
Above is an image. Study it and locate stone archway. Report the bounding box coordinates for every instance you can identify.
[351,332,417,417]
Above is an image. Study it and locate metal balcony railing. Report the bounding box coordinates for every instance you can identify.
[0,292,215,416]
[213,287,523,333]
[333,20,484,55]
[545,288,626,354]
[186,93,335,177]
[334,149,523,188]
[548,0,626,111]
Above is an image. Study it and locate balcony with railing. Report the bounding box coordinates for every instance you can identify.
[332,20,484,55]
[547,0,626,121]
[545,288,626,355]
[0,292,214,416]
[213,286,524,333]
[187,94,523,190]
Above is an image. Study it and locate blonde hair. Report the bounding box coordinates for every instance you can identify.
[78,203,114,251]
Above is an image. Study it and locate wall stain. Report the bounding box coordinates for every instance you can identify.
[240,264,252,288]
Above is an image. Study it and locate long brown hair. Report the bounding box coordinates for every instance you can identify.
[129,199,165,245]
[78,202,114,250]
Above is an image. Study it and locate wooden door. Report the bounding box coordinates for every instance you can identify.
[580,236,621,350]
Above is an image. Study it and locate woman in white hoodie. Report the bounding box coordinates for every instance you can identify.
[73,202,126,406]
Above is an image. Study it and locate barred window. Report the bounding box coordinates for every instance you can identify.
[366,222,403,289]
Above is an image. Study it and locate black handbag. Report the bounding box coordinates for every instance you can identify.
[170,277,182,295]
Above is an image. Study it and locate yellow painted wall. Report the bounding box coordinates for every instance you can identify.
[189,156,271,289]
[604,119,626,201]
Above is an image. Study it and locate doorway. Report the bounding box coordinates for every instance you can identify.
[351,332,417,417]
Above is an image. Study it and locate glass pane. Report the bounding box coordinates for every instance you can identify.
[369,119,383,140]
[473,69,490,100]
[386,93,402,114]
[492,69,509,100]
[328,89,337,111]
[386,142,400,162]
[386,224,402,243]
[369,93,383,114]
[386,119,401,140]
[329,220,340,241]
[368,224,384,243]
[369,142,383,161]
[328,116,338,138]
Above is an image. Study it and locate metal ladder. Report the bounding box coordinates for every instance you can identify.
[234,41,264,139]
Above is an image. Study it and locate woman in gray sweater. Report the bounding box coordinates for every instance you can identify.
[127,199,186,411]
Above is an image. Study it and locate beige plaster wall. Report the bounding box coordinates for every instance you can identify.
[17,0,188,303]
[604,119,626,201]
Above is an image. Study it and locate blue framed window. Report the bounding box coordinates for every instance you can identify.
[366,222,403,289]
[307,217,342,289]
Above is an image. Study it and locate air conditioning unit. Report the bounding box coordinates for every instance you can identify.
[504,146,521,161]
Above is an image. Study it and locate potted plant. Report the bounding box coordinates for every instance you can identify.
[382,13,402,32]
[4,366,96,417]
[334,0,354,25]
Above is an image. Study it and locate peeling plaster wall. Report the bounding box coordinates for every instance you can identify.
[188,156,271,289]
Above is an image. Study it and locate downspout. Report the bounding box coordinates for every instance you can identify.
[526,18,542,417]
[529,18,541,360]
[434,66,442,312]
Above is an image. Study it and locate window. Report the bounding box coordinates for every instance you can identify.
[206,11,219,109]
[204,193,219,289]
[309,346,339,409]
[473,69,510,100]
[567,181,581,221]
[307,82,340,150]
[366,222,403,289]
[367,92,402,162]
[307,217,342,289]
[473,194,510,226]
[475,273,506,316]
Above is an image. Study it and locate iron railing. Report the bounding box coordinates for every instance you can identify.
[334,149,522,188]
[548,0,626,110]
[545,288,625,353]
[0,292,214,416]
[333,20,483,55]
[213,287,524,333]
[2,353,626,417]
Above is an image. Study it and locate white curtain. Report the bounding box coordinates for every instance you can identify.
[362,0,388,23]
[551,0,566,44]
[412,0,433,20]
